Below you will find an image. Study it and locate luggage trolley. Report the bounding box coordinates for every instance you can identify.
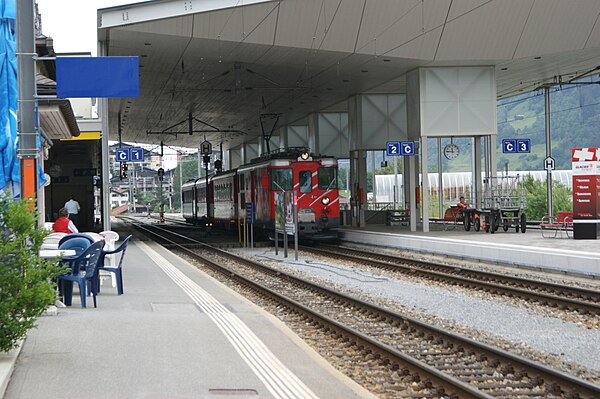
[481,175,527,234]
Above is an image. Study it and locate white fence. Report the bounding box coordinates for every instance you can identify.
[374,170,572,204]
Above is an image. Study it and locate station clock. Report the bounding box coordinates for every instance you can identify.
[443,143,460,160]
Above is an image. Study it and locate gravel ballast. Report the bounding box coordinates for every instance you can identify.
[231,247,600,373]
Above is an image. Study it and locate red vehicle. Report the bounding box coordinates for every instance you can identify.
[182,147,339,241]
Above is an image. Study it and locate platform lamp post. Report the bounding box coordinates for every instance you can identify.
[200,140,212,227]
[203,155,210,226]
[158,167,165,223]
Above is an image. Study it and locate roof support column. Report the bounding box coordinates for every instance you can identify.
[405,155,417,231]
[16,0,38,202]
[307,113,319,154]
[407,66,496,231]
[421,139,429,232]
[473,136,482,208]
[98,40,111,231]
[348,96,367,226]
[277,126,288,149]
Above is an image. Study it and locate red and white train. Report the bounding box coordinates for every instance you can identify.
[182,147,339,241]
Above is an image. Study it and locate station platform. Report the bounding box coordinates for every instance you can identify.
[338,223,600,278]
[2,232,373,399]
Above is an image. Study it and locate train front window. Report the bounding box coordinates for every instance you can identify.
[299,171,312,193]
[318,167,337,190]
[271,168,293,191]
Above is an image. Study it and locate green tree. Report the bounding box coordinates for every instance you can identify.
[0,195,66,352]
[521,176,572,221]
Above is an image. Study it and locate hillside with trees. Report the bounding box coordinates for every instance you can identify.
[497,77,600,171]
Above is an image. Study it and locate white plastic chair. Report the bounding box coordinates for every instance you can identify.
[98,231,120,287]
[41,232,67,250]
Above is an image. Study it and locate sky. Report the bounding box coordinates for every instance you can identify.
[36,1,137,55]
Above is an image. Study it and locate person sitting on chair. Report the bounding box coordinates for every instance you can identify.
[458,196,468,210]
[52,208,79,234]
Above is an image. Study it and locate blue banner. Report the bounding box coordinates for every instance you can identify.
[56,56,139,98]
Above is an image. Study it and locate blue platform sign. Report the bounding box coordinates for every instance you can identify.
[56,56,140,98]
[502,139,517,153]
[516,139,531,153]
[503,138,531,153]
[116,148,130,162]
[387,141,415,156]
[400,141,415,156]
[386,141,400,156]
[245,203,255,224]
[130,148,144,162]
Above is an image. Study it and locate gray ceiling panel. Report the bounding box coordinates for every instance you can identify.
[436,0,533,60]
[315,0,364,53]
[98,0,600,150]
[447,0,491,20]
[191,2,278,45]
[514,0,600,58]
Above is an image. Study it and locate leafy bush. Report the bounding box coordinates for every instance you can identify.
[521,176,572,221]
[0,194,66,352]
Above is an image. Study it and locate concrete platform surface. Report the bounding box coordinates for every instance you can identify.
[3,237,373,399]
[339,224,600,277]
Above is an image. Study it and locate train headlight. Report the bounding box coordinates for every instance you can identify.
[300,151,310,160]
[321,196,330,205]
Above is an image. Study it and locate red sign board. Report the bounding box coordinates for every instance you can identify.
[572,148,600,219]
[572,147,600,162]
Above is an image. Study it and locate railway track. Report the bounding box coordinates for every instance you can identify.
[126,219,600,398]
[302,244,600,316]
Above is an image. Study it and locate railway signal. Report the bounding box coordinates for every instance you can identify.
[120,162,128,179]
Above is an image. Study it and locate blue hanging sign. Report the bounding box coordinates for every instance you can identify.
[56,57,140,98]
[400,141,415,156]
[130,148,144,162]
[502,138,531,153]
[116,148,130,162]
[516,139,531,153]
[386,141,400,156]
[502,139,517,153]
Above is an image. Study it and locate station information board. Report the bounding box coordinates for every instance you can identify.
[572,147,600,219]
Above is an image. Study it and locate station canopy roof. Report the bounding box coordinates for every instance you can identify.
[98,0,600,150]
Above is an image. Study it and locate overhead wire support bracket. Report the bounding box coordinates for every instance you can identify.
[145,113,245,137]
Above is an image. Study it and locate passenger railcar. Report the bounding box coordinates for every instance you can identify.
[181,147,339,241]
[182,177,213,226]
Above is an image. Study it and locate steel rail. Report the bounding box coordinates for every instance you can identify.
[304,244,600,315]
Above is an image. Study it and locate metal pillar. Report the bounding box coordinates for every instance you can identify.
[473,136,482,207]
[393,157,399,209]
[545,87,553,217]
[98,39,112,231]
[16,0,38,201]
[421,138,429,232]
[197,151,202,178]
[437,137,443,218]
[408,155,417,232]
[307,113,319,154]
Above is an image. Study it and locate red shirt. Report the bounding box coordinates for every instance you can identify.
[53,216,73,234]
